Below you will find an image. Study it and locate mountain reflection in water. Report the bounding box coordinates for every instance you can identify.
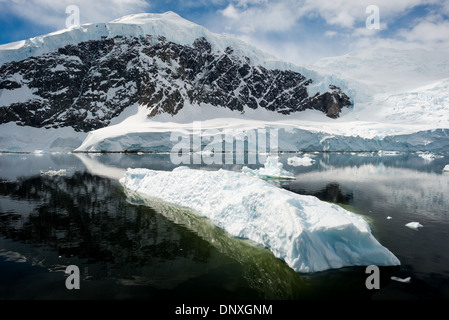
[1,152,448,299]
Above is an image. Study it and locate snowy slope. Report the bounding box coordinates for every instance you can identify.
[380,78,449,125]
[0,12,335,116]
[311,47,449,97]
[120,166,400,273]
[75,45,449,153]
[0,12,317,79]
[310,47,449,123]
[74,100,449,153]
[0,12,222,63]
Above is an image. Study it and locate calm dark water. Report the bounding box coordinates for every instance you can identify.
[0,152,448,300]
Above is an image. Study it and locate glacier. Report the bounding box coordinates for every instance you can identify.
[120,166,400,273]
[74,107,449,154]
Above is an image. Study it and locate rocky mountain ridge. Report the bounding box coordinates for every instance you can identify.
[0,32,351,132]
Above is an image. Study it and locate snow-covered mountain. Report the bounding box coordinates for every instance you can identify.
[1,12,449,153]
[0,12,351,152]
[74,44,449,153]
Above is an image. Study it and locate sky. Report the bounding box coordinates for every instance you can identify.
[0,0,449,65]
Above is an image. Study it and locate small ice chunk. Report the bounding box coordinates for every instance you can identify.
[387,216,392,220]
[391,276,411,283]
[418,152,435,161]
[172,166,191,172]
[405,222,423,230]
[443,164,449,172]
[33,150,45,157]
[287,155,315,167]
[242,156,294,179]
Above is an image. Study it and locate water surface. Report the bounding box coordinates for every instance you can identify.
[1,152,448,300]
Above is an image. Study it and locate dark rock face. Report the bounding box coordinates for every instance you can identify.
[0,35,351,132]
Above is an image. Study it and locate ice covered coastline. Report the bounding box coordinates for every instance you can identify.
[120,166,400,273]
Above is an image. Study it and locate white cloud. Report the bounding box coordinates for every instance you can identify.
[220,0,440,32]
[298,0,441,29]
[2,0,448,65]
[324,30,338,37]
[221,4,240,19]
[399,20,449,48]
[214,0,449,64]
[235,0,268,7]
[220,1,299,33]
[234,33,337,65]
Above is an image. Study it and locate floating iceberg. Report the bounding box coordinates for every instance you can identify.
[242,156,295,179]
[405,222,423,230]
[418,152,443,162]
[391,276,411,283]
[120,167,400,273]
[287,155,315,167]
[444,165,449,172]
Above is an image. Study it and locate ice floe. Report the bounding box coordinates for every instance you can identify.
[120,166,400,273]
[405,222,423,230]
[242,156,295,179]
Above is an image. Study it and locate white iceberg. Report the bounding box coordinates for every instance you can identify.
[287,155,315,167]
[120,167,400,273]
[418,152,443,162]
[242,156,295,179]
[444,165,449,172]
[405,222,423,230]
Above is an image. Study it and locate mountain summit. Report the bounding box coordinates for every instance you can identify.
[0,12,351,132]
